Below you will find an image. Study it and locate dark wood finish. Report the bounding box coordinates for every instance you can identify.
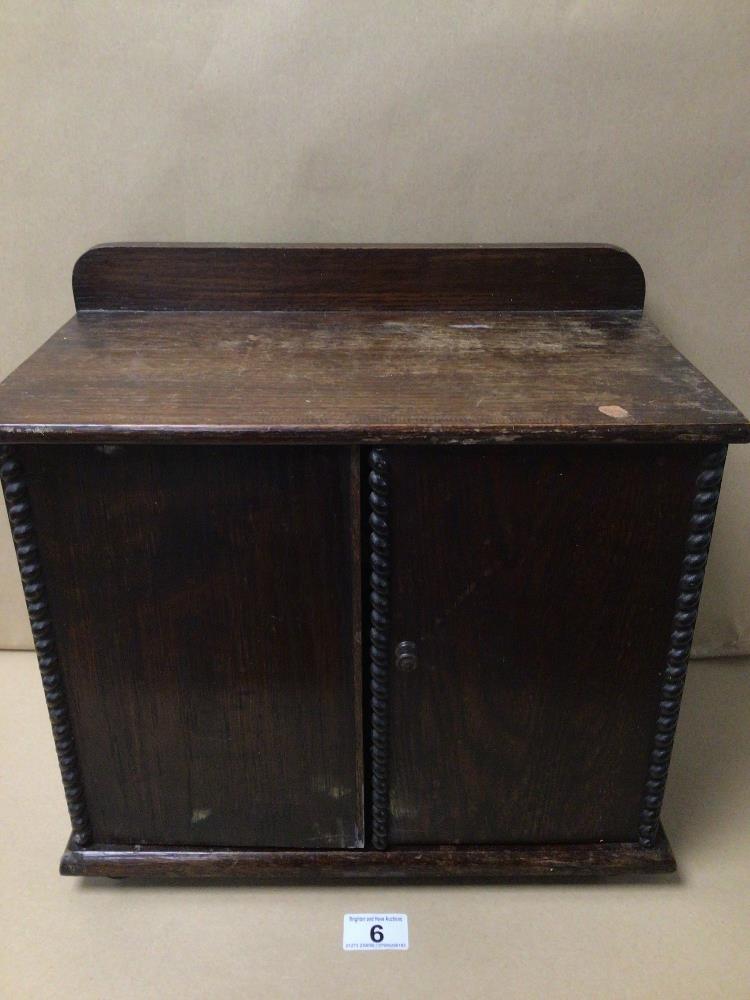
[0,310,747,445]
[639,446,726,845]
[60,829,675,880]
[20,443,363,849]
[0,446,92,846]
[72,244,646,312]
[2,245,747,881]
[348,447,365,840]
[387,444,709,845]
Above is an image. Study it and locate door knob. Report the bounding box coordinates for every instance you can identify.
[395,640,417,671]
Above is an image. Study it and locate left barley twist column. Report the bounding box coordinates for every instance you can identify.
[368,447,391,850]
[0,446,92,846]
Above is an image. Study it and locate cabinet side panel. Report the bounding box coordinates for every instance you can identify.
[23,444,362,849]
[388,444,708,845]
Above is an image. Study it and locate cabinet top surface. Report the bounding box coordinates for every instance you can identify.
[0,244,746,444]
[0,309,746,444]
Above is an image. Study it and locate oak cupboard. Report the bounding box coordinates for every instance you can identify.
[0,245,746,879]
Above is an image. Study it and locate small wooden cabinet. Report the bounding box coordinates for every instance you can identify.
[0,245,747,879]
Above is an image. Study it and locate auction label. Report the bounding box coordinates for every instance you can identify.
[342,913,409,951]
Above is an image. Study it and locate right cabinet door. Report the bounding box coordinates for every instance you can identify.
[387,444,707,845]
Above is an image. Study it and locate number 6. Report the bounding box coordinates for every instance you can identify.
[370,924,384,943]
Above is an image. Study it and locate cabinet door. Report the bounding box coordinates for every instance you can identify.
[387,445,706,845]
[23,444,363,848]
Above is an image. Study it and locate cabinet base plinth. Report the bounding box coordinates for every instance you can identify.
[60,828,675,880]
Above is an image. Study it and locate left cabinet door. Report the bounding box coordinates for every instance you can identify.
[20,444,363,849]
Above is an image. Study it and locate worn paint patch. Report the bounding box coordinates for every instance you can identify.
[598,404,630,419]
[191,808,212,824]
[327,785,350,800]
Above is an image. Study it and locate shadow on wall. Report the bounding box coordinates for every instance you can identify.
[663,658,750,855]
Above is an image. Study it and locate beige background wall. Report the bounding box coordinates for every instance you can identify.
[1,1,748,653]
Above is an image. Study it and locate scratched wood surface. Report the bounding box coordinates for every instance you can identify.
[0,310,746,443]
[60,830,676,879]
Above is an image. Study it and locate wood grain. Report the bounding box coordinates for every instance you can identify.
[21,443,363,849]
[60,828,676,879]
[0,310,746,444]
[387,444,707,845]
[72,244,646,312]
